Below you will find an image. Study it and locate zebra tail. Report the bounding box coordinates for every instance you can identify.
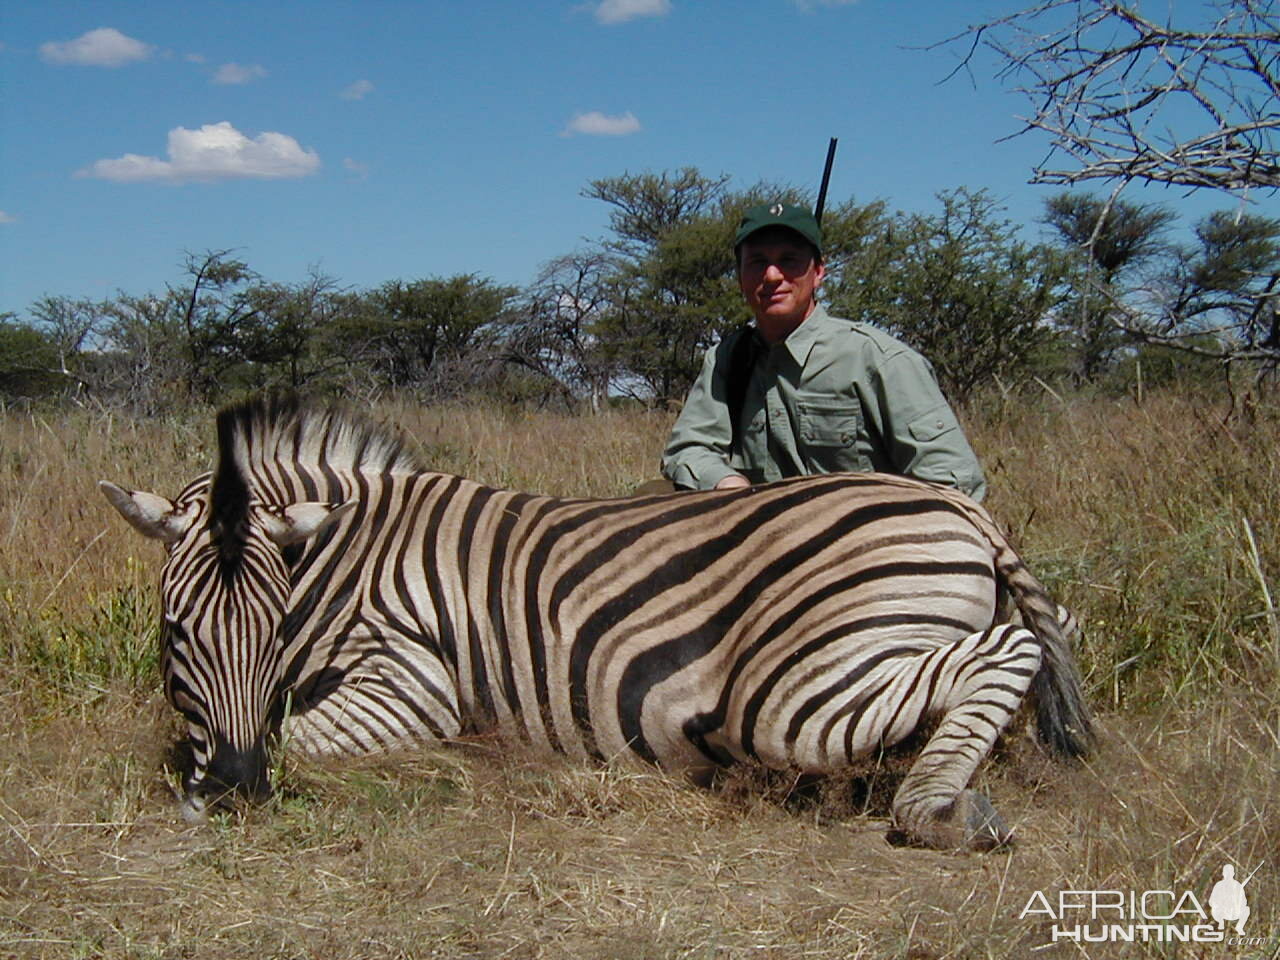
[947,491,1094,759]
[1030,610,1093,759]
[1006,557,1094,759]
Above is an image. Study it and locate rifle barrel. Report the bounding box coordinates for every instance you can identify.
[815,137,838,226]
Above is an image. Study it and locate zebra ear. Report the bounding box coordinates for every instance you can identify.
[259,500,356,547]
[99,481,195,544]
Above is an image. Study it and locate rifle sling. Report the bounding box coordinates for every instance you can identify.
[726,324,756,456]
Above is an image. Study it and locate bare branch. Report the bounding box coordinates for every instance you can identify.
[947,0,1279,196]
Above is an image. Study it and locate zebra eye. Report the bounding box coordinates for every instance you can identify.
[162,615,191,647]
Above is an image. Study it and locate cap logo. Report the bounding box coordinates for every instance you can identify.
[769,203,784,216]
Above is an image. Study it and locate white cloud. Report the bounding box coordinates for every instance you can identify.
[0,211,16,224]
[213,62,268,85]
[563,110,642,136]
[343,157,369,179]
[594,0,671,24]
[40,27,152,67]
[78,122,321,184]
[340,79,375,101]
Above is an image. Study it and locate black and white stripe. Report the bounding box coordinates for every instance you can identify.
[102,394,1091,847]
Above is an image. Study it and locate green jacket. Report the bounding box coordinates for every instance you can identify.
[662,304,987,499]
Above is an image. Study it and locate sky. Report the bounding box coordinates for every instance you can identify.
[0,0,1233,318]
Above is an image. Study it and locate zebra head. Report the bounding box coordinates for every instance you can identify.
[99,474,352,820]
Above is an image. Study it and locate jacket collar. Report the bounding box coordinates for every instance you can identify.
[768,301,830,369]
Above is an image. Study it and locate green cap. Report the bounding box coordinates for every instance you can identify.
[734,202,822,253]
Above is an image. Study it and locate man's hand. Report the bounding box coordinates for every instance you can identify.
[715,474,750,490]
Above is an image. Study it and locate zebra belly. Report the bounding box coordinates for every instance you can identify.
[518,491,1000,776]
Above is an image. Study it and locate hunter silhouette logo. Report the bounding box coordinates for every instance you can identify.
[1208,864,1252,934]
[1019,862,1267,946]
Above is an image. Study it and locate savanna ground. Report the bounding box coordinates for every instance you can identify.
[1,387,1278,959]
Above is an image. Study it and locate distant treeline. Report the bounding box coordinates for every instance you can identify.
[3,168,1276,413]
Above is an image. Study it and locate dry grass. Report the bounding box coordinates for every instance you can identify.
[976,389,1280,708]
[1,390,1278,959]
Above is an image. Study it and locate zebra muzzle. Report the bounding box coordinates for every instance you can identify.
[189,737,272,809]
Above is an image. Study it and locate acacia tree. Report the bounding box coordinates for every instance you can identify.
[95,292,188,414]
[509,250,621,410]
[946,0,1280,375]
[240,268,348,390]
[1128,209,1280,361]
[329,274,518,396]
[0,315,63,403]
[585,167,732,259]
[30,296,102,388]
[171,250,266,399]
[583,168,740,402]
[1041,193,1177,380]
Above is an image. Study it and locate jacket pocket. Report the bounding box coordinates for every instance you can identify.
[797,398,861,448]
[797,399,870,474]
[907,406,960,443]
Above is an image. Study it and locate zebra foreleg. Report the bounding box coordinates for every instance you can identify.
[284,648,463,757]
[889,624,1041,850]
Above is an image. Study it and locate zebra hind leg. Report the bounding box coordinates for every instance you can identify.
[890,624,1042,851]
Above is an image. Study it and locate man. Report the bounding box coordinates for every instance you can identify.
[661,202,986,499]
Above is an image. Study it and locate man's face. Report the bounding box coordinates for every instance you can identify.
[737,228,826,342]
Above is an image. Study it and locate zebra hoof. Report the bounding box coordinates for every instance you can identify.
[891,790,1013,851]
[957,790,1012,851]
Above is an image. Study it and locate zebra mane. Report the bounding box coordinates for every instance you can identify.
[209,393,425,572]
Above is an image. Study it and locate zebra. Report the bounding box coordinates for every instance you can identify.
[101,393,1091,849]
